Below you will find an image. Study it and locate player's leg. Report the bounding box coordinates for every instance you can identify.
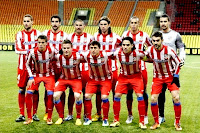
[126,89,133,124]
[44,76,55,125]
[16,69,28,122]
[150,78,163,130]
[158,83,167,124]
[65,88,74,121]
[32,90,39,121]
[54,91,64,124]
[101,80,112,126]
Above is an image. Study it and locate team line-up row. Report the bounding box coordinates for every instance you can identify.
[15,14,185,131]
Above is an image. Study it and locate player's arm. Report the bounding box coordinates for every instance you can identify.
[143,33,153,51]
[26,50,35,88]
[15,32,29,54]
[176,33,186,67]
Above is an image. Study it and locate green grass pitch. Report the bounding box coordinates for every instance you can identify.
[0,51,199,133]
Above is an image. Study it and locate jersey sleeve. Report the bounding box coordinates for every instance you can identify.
[26,50,34,77]
[175,33,186,60]
[15,32,28,54]
[114,34,122,49]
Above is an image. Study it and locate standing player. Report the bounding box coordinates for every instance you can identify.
[82,41,112,126]
[15,14,41,122]
[24,35,55,125]
[43,15,68,120]
[110,37,146,129]
[145,32,182,131]
[66,19,94,121]
[93,16,121,122]
[53,40,83,125]
[122,16,152,124]
[158,14,185,124]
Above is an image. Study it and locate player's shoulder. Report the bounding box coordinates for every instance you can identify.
[42,29,50,35]
[93,32,99,37]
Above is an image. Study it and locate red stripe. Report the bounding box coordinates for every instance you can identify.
[59,31,64,50]
[21,31,25,49]
[87,53,95,79]
[109,33,113,50]
[138,31,143,50]
[73,52,78,78]
[47,30,51,47]
[71,33,75,43]
[164,46,171,77]
[33,29,37,48]
[93,56,101,81]
[100,52,107,80]
[53,32,57,48]
[28,31,31,50]
[127,30,131,37]
[34,48,40,75]
[118,50,124,75]
[156,49,165,78]
[132,51,137,73]
[151,47,158,78]
[125,52,131,75]
[42,50,47,76]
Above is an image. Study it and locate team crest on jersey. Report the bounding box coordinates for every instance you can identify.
[109,37,113,43]
[60,36,63,41]
[164,54,168,60]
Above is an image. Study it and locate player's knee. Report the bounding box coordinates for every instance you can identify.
[151,95,158,103]
[85,93,92,99]
[74,93,81,101]
[114,93,122,98]
[173,95,180,103]
[101,95,108,100]
[53,92,61,101]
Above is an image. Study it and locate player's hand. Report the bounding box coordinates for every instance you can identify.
[171,74,180,87]
[179,59,184,67]
[27,77,35,89]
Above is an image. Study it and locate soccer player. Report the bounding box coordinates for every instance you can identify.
[23,35,55,125]
[53,40,83,125]
[43,15,68,120]
[15,14,41,122]
[145,32,182,131]
[121,16,152,124]
[158,14,185,124]
[93,16,121,122]
[82,41,112,126]
[66,19,94,121]
[110,37,146,129]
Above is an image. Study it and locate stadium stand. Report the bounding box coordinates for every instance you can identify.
[167,0,200,34]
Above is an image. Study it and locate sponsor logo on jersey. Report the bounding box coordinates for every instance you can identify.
[23,41,37,45]
[48,40,62,44]
[153,59,168,63]
[121,61,136,65]
[62,64,76,68]
[37,59,50,63]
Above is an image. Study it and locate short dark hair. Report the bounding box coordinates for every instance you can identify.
[51,15,61,22]
[121,37,135,50]
[152,31,163,40]
[38,35,47,42]
[74,19,85,25]
[98,16,111,34]
[89,41,101,49]
[62,40,72,47]
[160,14,170,22]
[24,14,33,21]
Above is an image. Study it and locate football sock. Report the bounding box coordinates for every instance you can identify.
[96,91,102,115]
[84,98,92,120]
[26,91,33,119]
[68,88,75,115]
[33,90,39,115]
[76,100,82,119]
[18,89,25,116]
[54,99,64,118]
[47,91,54,119]
[137,96,145,124]
[151,102,159,124]
[113,97,121,121]
[174,102,181,124]
[102,99,109,120]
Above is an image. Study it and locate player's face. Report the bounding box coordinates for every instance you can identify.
[160,17,170,30]
[90,45,100,56]
[51,18,61,31]
[74,21,85,34]
[62,43,72,57]
[23,17,33,31]
[99,20,110,34]
[129,18,139,31]
[38,38,47,51]
[122,40,133,54]
[152,36,163,50]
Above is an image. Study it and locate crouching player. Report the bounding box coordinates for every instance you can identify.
[82,41,112,126]
[145,32,182,131]
[24,35,55,125]
[53,40,83,125]
[110,37,146,129]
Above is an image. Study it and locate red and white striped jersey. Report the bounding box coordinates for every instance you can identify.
[15,29,42,70]
[113,48,145,76]
[68,32,94,71]
[26,46,55,78]
[43,30,68,50]
[55,52,81,80]
[145,45,181,79]
[81,51,112,81]
[122,30,152,70]
[94,32,121,71]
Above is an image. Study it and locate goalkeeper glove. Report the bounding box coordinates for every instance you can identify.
[179,59,185,67]
[171,74,180,87]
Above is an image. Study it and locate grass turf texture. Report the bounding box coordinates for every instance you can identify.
[0,51,199,133]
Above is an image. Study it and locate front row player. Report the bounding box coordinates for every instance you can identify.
[82,41,112,126]
[53,40,83,125]
[24,35,55,125]
[110,37,146,129]
[145,32,182,131]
